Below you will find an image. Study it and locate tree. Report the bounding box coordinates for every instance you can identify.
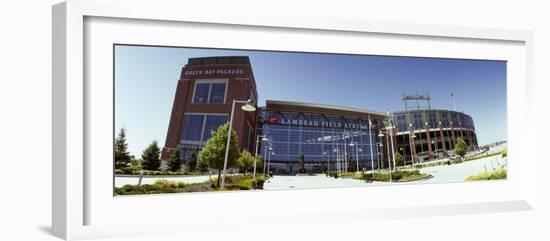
[197,157,209,173]
[395,151,404,167]
[186,152,198,172]
[237,150,254,174]
[199,123,240,187]
[166,148,183,172]
[114,128,132,169]
[454,137,469,159]
[141,141,161,170]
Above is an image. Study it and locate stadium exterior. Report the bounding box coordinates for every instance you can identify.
[162,56,479,174]
[258,100,387,174]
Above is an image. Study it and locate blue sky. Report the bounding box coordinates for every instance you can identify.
[115,45,507,157]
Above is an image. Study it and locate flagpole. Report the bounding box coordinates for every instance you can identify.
[451,91,456,111]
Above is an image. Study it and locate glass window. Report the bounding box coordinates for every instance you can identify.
[193,83,210,103]
[413,113,423,129]
[179,145,201,161]
[440,112,449,128]
[181,114,204,141]
[428,112,437,128]
[209,83,226,103]
[203,115,228,141]
[193,82,227,104]
[395,114,407,132]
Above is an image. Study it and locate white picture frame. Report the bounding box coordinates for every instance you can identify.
[52,0,535,240]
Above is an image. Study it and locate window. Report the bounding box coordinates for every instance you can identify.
[193,83,210,103]
[203,115,228,140]
[180,114,228,142]
[181,114,204,141]
[193,81,226,104]
[413,113,423,129]
[210,83,226,103]
[428,112,437,128]
[440,112,449,128]
[395,114,407,132]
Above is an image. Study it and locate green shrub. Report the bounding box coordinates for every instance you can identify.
[118,169,200,176]
[121,166,139,174]
[154,179,179,188]
[372,171,391,182]
[327,172,339,178]
[501,150,507,158]
[114,174,265,195]
[337,172,357,178]
[182,183,214,192]
[368,169,428,182]
[115,184,163,195]
[465,168,507,181]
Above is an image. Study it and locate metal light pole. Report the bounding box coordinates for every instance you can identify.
[333,147,338,174]
[323,151,329,175]
[379,131,392,181]
[343,131,347,173]
[220,99,256,191]
[368,115,375,173]
[267,146,273,176]
[410,134,416,166]
[399,147,404,168]
[377,143,383,171]
[335,139,340,174]
[359,148,363,172]
[263,146,267,177]
[253,135,268,186]
[386,112,396,171]
[350,142,359,172]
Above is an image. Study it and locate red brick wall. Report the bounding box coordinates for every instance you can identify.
[161,64,258,160]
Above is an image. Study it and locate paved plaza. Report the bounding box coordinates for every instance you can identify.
[115,154,507,189]
[263,155,507,190]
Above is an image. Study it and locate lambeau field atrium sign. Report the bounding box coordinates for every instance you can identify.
[278,118,372,130]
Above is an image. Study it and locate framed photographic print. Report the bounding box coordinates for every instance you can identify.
[53,0,535,240]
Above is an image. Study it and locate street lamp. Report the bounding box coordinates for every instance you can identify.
[323,151,329,176]
[386,111,396,171]
[253,135,269,186]
[359,148,363,171]
[342,131,348,172]
[377,143,383,171]
[410,134,416,166]
[350,142,359,172]
[378,131,385,168]
[378,131,392,182]
[267,146,273,175]
[333,146,339,174]
[399,147,404,168]
[263,143,268,176]
[220,99,256,191]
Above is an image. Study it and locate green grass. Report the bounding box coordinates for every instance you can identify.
[114,174,266,195]
[352,169,431,182]
[115,169,208,176]
[462,151,505,163]
[465,168,507,181]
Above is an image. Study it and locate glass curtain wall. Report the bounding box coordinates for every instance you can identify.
[260,111,379,173]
